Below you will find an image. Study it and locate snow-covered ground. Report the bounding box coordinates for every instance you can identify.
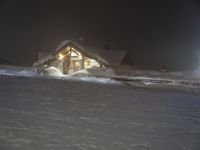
[0,65,37,77]
[69,67,200,88]
[1,65,200,88]
[0,70,200,149]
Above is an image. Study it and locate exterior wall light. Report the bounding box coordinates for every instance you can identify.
[58,53,64,60]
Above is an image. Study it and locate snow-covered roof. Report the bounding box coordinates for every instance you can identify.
[56,40,127,65]
[33,40,127,67]
[33,54,55,67]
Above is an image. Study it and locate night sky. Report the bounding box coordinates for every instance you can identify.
[0,0,200,70]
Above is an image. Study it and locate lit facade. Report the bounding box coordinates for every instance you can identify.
[33,40,127,75]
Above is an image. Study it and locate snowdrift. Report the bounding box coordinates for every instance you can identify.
[68,67,200,88]
[1,65,200,88]
[0,65,37,77]
[42,66,67,77]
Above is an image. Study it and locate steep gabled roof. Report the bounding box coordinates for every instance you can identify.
[56,40,127,64]
[33,40,127,67]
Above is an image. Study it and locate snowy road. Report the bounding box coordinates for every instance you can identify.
[0,75,200,150]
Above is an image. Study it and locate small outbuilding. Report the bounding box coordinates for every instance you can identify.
[33,40,127,74]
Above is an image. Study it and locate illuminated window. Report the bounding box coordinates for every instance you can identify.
[58,53,64,60]
[71,51,78,57]
[91,59,100,67]
[74,62,80,67]
[84,57,100,69]
[85,61,90,67]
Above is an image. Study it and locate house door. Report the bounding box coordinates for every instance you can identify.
[67,50,83,74]
[68,59,82,73]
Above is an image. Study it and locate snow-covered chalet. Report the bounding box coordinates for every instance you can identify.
[33,40,127,74]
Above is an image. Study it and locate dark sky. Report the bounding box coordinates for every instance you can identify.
[0,0,200,70]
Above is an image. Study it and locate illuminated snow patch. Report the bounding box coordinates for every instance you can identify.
[71,76,121,84]
[0,69,37,77]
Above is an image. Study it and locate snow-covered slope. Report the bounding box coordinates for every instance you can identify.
[0,75,200,150]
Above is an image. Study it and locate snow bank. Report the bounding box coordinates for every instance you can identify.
[1,64,200,88]
[43,66,67,77]
[67,69,89,78]
[67,67,200,88]
[66,69,119,84]
[68,67,198,80]
[0,65,37,77]
[72,76,119,84]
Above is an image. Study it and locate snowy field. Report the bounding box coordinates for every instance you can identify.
[0,74,200,150]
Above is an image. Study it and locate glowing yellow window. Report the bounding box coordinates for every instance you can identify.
[85,61,90,67]
[71,51,78,57]
[74,62,80,67]
[58,53,64,60]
